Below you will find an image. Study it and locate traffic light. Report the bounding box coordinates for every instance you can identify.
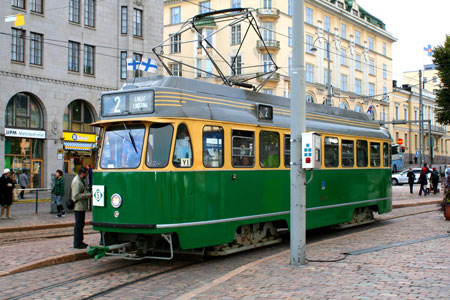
[402,146,406,152]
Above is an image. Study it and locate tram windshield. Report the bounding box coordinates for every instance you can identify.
[100,125,145,169]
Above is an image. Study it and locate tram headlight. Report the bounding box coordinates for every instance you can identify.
[111,193,122,209]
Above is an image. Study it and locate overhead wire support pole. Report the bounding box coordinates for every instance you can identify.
[290,0,306,266]
[419,70,423,167]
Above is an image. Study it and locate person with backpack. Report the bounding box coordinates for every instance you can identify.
[406,168,415,194]
[431,167,440,194]
[418,170,428,196]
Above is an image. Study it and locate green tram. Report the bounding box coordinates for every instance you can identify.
[89,76,392,259]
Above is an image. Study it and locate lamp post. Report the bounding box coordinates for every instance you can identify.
[311,30,332,106]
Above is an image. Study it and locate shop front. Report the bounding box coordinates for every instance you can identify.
[62,132,97,174]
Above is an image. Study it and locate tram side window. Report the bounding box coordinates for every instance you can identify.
[341,140,354,167]
[146,123,173,168]
[324,137,339,168]
[100,125,145,169]
[383,142,390,167]
[260,131,280,168]
[173,124,193,168]
[370,142,381,167]
[232,130,254,167]
[284,135,290,168]
[356,140,368,167]
[203,126,224,168]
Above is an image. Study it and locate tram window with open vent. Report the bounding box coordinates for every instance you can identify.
[383,142,390,167]
[232,130,254,167]
[324,137,339,168]
[260,131,280,168]
[203,126,224,168]
[356,140,368,167]
[146,123,173,168]
[173,124,193,168]
[341,139,354,167]
[370,142,381,167]
[284,135,291,168]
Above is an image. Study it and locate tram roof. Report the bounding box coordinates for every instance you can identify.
[99,76,390,140]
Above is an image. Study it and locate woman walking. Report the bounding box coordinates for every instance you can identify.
[52,170,66,218]
[0,169,14,218]
[418,169,428,197]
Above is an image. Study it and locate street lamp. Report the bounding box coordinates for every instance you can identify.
[310,30,332,106]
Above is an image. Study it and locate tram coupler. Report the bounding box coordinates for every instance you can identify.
[88,242,132,260]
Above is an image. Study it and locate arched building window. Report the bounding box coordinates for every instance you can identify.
[340,101,348,110]
[355,104,362,113]
[6,92,43,128]
[305,93,314,103]
[63,100,95,133]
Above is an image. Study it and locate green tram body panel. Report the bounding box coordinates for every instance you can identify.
[92,169,391,250]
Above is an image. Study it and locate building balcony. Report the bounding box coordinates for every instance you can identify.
[423,123,446,135]
[257,8,280,18]
[256,72,280,82]
[256,40,280,50]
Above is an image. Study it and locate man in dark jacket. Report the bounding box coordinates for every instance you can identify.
[0,169,13,218]
[418,170,428,196]
[406,168,415,194]
[51,170,65,218]
[72,167,91,249]
[431,168,440,194]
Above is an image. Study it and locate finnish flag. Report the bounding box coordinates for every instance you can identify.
[139,58,158,73]
[126,58,141,71]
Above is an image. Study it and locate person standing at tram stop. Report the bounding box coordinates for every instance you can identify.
[72,167,92,249]
[18,170,29,199]
[0,169,14,218]
[418,169,428,197]
[407,168,415,194]
[431,167,440,194]
[52,170,66,218]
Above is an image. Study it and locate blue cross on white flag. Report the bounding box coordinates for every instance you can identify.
[126,58,141,71]
[139,58,158,73]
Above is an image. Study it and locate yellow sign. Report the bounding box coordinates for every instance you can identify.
[63,132,97,143]
[5,14,25,26]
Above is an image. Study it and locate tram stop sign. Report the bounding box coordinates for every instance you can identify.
[396,138,404,145]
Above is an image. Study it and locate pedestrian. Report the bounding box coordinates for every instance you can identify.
[18,170,29,199]
[0,169,14,218]
[72,166,92,249]
[407,168,415,194]
[422,163,430,174]
[52,170,66,218]
[431,167,440,194]
[445,164,450,180]
[10,171,18,203]
[418,169,428,196]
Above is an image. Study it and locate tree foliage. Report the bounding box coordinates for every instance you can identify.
[433,35,450,125]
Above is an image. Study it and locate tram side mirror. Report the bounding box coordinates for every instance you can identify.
[302,132,322,169]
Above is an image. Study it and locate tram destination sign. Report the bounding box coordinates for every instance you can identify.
[102,90,154,117]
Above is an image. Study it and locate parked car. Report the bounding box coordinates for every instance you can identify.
[392,168,422,186]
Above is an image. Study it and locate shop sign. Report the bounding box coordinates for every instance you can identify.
[5,128,46,139]
[63,132,97,143]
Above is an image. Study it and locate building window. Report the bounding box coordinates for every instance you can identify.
[337,1,344,9]
[170,34,181,53]
[262,89,273,95]
[369,59,375,75]
[196,59,202,77]
[433,76,437,83]
[63,100,95,133]
[306,7,313,25]
[83,44,95,75]
[355,30,361,45]
[414,109,418,121]
[306,64,314,83]
[199,1,211,13]
[324,41,330,60]
[262,22,274,41]
[288,0,292,16]
[84,0,95,27]
[306,94,314,103]
[395,105,399,120]
[30,32,43,66]
[352,9,359,16]
[355,54,361,71]
[133,9,142,37]
[288,27,292,47]
[11,28,25,62]
[324,15,330,32]
[12,0,25,9]
[121,6,127,34]
[340,48,346,65]
[404,107,408,120]
[231,55,242,75]
[288,57,292,76]
[340,102,348,110]
[31,0,43,13]
[232,0,241,8]
[120,51,127,80]
[382,42,386,56]
[355,79,362,95]
[369,83,375,97]
[68,41,79,72]
[171,6,181,24]
[170,63,182,77]
[306,35,314,54]
[69,0,80,23]
[324,69,330,85]
[231,24,241,45]
[383,86,387,96]
[355,104,362,113]
[341,74,347,92]
[340,23,346,39]
[205,59,213,77]
[262,53,273,73]
[383,64,387,79]
[263,0,272,9]
[368,36,374,51]
[133,53,142,77]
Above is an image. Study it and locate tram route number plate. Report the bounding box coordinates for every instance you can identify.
[181,158,191,167]
[92,185,105,207]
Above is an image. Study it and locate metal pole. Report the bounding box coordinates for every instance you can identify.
[290,0,306,266]
[428,120,432,166]
[326,30,332,106]
[35,189,38,214]
[419,70,423,167]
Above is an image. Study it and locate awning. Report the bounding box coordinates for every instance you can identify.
[64,141,93,151]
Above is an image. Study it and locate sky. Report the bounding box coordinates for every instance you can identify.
[356,0,449,84]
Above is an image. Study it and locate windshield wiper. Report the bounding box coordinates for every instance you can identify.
[123,123,138,154]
